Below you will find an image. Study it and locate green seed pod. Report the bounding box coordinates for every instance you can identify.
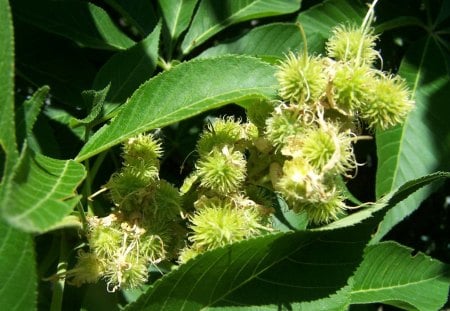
[122,133,163,169]
[188,197,262,251]
[196,146,247,194]
[360,74,414,130]
[292,187,347,224]
[196,117,247,156]
[326,24,378,65]
[265,106,304,150]
[276,52,328,105]
[330,62,375,115]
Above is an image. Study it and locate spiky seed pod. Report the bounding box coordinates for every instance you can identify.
[360,74,414,130]
[326,24,378,65]
[122,133,163,168]
[276,52,327,105]
[104,254,148,292]
[283,123,356,175]
[330,62,375,115]
[196,117,247,156]
[292,187,347,224]
[178,246,200,264]
[147,179,182,221]
[275,157,325,203]
[188,197,262,251]
[106,168,156,210]
[196,146,247,194]
[265,106,304,149]
[88,221,122,258]
[69,251,104,286]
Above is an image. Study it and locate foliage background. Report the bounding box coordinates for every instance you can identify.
[0,0,449,310]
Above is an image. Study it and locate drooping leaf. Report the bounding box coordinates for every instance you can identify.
[350,242,450,311]
[181,0,301,55]
[16,86,50,148]
[72,84,111,126]
[104,0,158,36]
[123,171,450,310]
[125,227,369,311]
[1,147,86,233]
[374,35,450,241]
[0,220,37,310]
[158,0,198,42]
[198,23,324,62]
[296,0,366,38]
[321,171,450,231]
[12,0,134,50]
[76,55,278,162]
[93,23,161,106]
[0,0,18,182]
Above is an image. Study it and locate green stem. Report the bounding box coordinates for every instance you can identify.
[49,232,69,311]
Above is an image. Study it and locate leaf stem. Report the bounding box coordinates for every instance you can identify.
[49,232,69,311]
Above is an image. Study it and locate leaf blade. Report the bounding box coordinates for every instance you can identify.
[93,23,162,105]
[0,220,37,310]
[374,36,450,241]
[2,148,86,233]
[76,55,278,162]
[12,0,134,50]
[350,242,450,311]
[181,0,301,54]
[158,0,198,41]
[0,0,18,181]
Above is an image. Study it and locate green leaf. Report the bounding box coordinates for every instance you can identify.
[76,55,278,162]
[16,86,50,148]
[181,0,301,54]
[93,23,161,106]
[0,0,18,181]
[296,0,366,38]
[124,171,449,310]
[198,23,324,62]
[125,227,370,311]
[1,147,86,233]
[374,36,450,241]
[158,0,198,42]
[321,171,450,231]
[350,242,450,311]
[12,0,134,50]
[104,0,158,36]
[72,84,110,126]
[0,220,37,310]
[200,0,367,62]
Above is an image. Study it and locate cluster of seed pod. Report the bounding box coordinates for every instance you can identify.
[70,3,414,291]
[70,134,183,291]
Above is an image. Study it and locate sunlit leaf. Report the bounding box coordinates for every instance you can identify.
[0,0,18,181]
[76,55,278,162]
[1,148,86,233]
[350,242,450,311]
